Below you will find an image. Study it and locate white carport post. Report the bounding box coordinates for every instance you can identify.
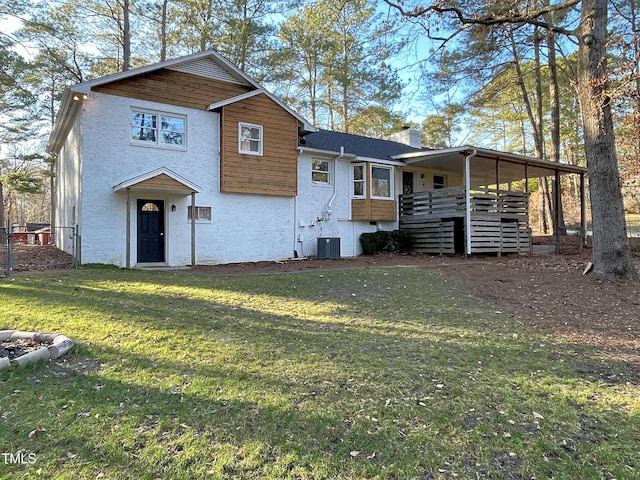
[126,187,131,269]
[580,172,586,253]
[464,152,475,255]
[190,192,196,266]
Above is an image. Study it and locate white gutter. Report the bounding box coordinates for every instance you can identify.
[465,149,477,256]
[46,87,83,153]
[207,89,265,110]
[355,155,406,167]
[298,146,356,158]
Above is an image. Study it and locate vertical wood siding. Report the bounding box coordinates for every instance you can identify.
[351,198,397,221]
[220,94,299,197]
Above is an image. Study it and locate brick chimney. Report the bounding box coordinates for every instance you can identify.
[386,126,422,148]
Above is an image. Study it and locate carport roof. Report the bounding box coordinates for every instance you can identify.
[394,146,587,185]
[301,132,586,184]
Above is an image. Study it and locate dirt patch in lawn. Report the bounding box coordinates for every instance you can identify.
[12,244,74,271]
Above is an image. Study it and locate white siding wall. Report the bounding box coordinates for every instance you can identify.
[398,167,464,192]
[55,109,83,254]
[296,153,397,258]
[79,92,294,267]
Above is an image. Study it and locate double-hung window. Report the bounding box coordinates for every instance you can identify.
[353,164,365,198]
[131,110,186,147]
[371,165,393,199]
[312,159,331,185]
[239,123,263,155]
[433,174,447,189]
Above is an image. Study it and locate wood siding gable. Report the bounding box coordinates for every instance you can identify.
[220,93,299,197]
[93,69,253,110]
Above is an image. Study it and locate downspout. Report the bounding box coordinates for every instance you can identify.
[322,146,343,221]
[465,150,477,256]
[293,195,298,257]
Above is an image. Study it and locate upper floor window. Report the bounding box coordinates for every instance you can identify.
[239,123,263,155]
[353,163,365,198]
[312,159,331,185]
[131,110,185,148]
[371,165,393,199]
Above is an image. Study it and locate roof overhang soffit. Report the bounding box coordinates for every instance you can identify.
[207,89,265,110]
[208,89,315,133]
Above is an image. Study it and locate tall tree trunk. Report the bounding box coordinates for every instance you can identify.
[539,177,550,234]
[547,28,567,235]
[631,0,640,160]
[525,28,553,236]
[160,0,168,62]
[533,28,544,156]
[122,0,131,71]
[577,0,639,280]
[510,27,543,157]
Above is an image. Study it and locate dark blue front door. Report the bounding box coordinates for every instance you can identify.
[137,200,164,263]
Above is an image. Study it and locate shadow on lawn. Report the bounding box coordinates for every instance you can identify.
[1,268,639,478]
[1,342,629,480]
[1,357,368,478]
[2,269,639,391]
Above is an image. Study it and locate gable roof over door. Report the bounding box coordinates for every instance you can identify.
[112,167,201,195]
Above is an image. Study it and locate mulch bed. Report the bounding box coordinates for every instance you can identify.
[0,338,50,360]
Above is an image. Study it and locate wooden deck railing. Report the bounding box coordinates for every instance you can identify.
[399,187,529,219]
[399,187,531,255]
[399,186,465,217]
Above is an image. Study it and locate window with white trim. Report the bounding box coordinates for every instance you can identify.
[352,163,365,198]
[188,206,212,221]
[433,174,447,189]
[131,110,186,147]
[371,165,393,198]
[239,123,263,155]
[312,159,331,185]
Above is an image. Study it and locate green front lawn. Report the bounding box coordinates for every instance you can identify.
[0,267,638,479]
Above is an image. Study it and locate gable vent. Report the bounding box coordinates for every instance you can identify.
[168,58,251,86]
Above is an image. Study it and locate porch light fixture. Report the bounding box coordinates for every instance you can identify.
[72,93,93,101]
[171,204,177,212]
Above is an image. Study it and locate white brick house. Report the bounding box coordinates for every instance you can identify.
[47,50,314,267]
[47,50,587,267]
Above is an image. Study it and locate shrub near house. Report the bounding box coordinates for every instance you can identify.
[360,230,412,255]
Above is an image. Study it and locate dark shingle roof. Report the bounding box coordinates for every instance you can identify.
[301,130,428,160]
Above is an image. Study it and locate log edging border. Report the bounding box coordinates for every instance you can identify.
[0,330,74,372]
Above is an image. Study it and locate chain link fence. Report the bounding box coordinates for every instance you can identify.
[1,226,79,276]
[1,227,13,277]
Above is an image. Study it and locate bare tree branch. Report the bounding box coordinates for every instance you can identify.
[384,0,581,36]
